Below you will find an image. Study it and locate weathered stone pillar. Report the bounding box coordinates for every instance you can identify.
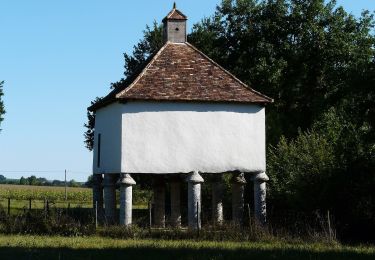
[170,175,181,228]
[253,172,269,225]
[103,174,118,224]
[231,172,246,226]
[153,176,166,228]
[118,174,136,226]
[212,174,224,226]
[186,171,204,230]
[92,174,103,218]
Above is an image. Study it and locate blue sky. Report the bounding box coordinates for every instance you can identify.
[0,0,374,182]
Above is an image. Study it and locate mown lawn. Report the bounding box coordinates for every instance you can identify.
[0,235,373,260]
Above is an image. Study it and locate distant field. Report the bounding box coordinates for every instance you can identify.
[0,235,373,260]
[0,184,149,211]
[0,184,91,202]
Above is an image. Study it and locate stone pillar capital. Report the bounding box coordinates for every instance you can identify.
[231,172,247,184]
[253,172,269,182]
[118,173,136,186]
[186,171,204,183]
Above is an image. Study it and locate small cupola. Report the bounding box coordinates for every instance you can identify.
[162,3,187,43]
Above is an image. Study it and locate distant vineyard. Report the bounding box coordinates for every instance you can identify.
[0,184,92,202]
[0,184,151,205]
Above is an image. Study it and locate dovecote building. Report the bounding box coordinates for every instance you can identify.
[89,4,273,228]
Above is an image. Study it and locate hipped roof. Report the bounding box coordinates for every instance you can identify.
[89,42,273,111]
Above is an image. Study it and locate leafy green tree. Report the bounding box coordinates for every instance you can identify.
[0,81,5,131]
[84,97,103,151]
[85,175,93,188]
[268,107,375,240]
[69,179,80,187]
[189,0,375,143]
[19,176,27,185]
[122,22,163,79]
[27,175,38,185]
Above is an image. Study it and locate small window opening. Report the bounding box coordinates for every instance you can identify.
[175,27,179,31]
[97,134,101,168]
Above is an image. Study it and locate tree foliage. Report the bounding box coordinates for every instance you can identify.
[189,0,375,143]
[0,81,5,131]
[268,108,375,241]
[84,97,103,151]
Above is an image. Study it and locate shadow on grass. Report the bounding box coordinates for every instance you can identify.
[0,246,373,260]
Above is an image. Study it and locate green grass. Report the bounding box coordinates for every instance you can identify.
[0,235,373,259]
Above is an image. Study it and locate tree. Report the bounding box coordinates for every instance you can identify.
[52,180,64,186]
[122,21,163,79]
[0,81,5,131]
[189,0,375,144]
[0,175,6,183]
[27,175,38,186]
[69,179,80,187]
[85,175,94,188]
[84,97,103,151]
[19,176,27,185]
[267,107,375,240]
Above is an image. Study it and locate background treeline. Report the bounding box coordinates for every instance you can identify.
[86,0,375,242]
[0,175,85,188]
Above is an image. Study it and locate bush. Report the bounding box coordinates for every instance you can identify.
[0,205,95,236]
[267,108,375,242]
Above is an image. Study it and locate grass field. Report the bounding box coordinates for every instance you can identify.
[0,235,373,260]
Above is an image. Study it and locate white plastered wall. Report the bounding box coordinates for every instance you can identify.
[121,101,266,174]
[93,102,123,174]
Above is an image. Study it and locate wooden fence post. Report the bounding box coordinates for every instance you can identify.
[44,198,46,219]
[29,198,32,211]
[95,201,98,229]
[7,198,10,216]
[148,200,152,233]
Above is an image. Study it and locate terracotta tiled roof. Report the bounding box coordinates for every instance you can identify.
[162,8,187,22]
[89,42,273,111]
